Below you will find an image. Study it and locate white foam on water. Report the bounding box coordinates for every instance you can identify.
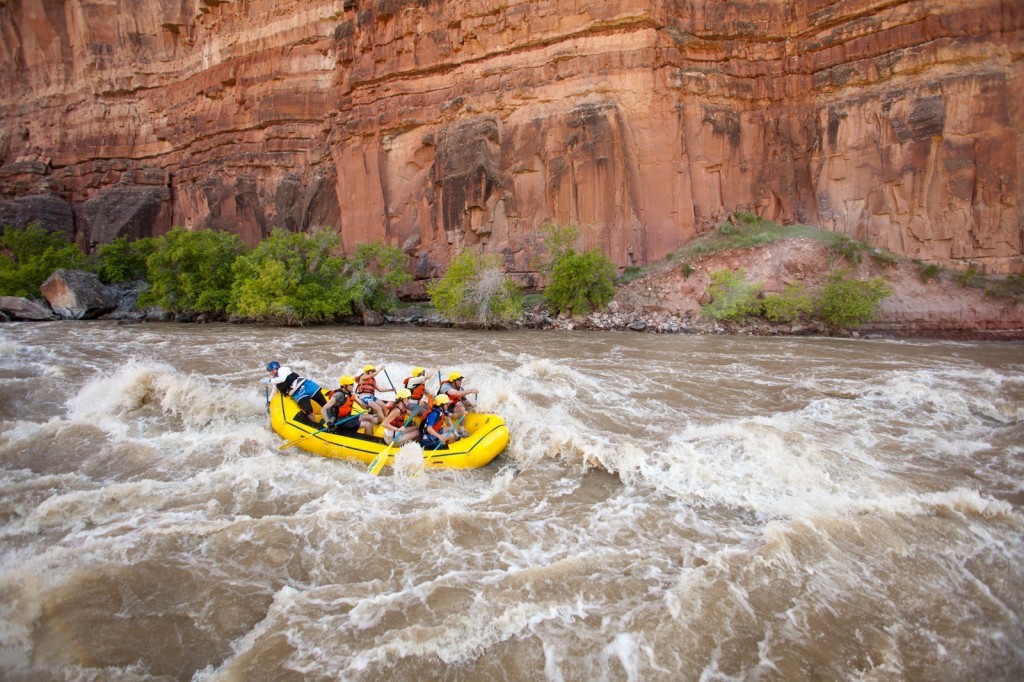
[1,327,1022,680]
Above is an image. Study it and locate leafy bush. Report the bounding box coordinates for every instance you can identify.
[616,265,646,285]
[917,262,941,283]
[535,223,580,276]
[762,282,813,322]
[984,273,1024,301]
[956,264,980,287]
[428,250,522,327]
[826,234,865,264]
[534,223,617,315]
[229,229,351,323]
[545,248,617,315]
[869,247,899,267]
[702,268,763,321]
[344,241,412,313]
[814,271,892,329]
[139,227,248,313]
[94,236,156,284]
[0,221,86,297]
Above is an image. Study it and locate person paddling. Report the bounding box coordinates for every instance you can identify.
[382,388,421,446]
[421,394,458,449]
[355,364,393,424]
[403,366,439,410]
[321,375,375,437]
[267,361,327,426]
[439,370,478,430]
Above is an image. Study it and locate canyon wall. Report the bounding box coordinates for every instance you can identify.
[0,0,1021,277]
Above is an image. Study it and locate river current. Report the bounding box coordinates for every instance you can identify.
[0,322,1021,680]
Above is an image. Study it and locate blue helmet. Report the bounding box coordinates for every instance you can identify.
[266,361,281,371]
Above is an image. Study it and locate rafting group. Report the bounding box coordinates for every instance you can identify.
[266,361,481,450]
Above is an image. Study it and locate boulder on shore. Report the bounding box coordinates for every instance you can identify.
[0,296,57,321]
[40,269,117,320]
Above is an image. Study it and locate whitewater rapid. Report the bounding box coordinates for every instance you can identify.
[0,322,1021,680]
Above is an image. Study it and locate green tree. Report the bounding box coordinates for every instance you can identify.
[428,250,522,327]
[701,268,763,321]
[94,235,156,284]
[536,223,617,315]
[228,228,351,323]
[0,221,86,297]
[544,248,617,315]
[139,227,248,313]
[815,270,893,329]
[535,222,580,277]
[344,241,412,313]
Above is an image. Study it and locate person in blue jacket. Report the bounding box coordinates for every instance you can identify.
[420,394,458,449]
[266,361,326,425]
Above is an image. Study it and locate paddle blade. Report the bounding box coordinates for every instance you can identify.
[368,448,391,475]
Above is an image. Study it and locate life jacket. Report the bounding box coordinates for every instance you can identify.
[324,391,356,422]
[404,376,426,401]
[274,371,302,396]
[438,380,460,405]
[384,401,410,429]
[419,406,448,437]
[357,375,378,395]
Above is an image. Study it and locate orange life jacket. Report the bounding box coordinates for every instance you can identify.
[325,390,356,420]
[384,401,409,429]
[357,375,378,395]
[404,376,426,401]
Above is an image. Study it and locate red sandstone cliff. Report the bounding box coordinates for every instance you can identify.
[0,0,1021,277]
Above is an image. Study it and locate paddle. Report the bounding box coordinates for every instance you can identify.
[432,414,466,450]
[278,414,357,451]
[368,402,422,475]
[382,367,397,394]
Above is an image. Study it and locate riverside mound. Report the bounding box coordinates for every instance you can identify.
[545,238,1024,340]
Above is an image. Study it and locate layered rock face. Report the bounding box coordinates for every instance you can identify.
[0,0,1021,276]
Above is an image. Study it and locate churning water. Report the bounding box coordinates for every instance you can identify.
[0,322,1021,680]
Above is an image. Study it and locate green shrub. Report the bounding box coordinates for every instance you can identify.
[428,250,522,327]
[815,271,893,329]
[680,262,694,278]
[917,262,941,283]
[869,247,900,267]
[827,234,865,264]
[344,241,412,313]
[0,221,86,297]
[94,236,156,283]
[228,228,352,323]
[545,248,617,315]
[701,268,763,321]
[535,223,580,276]
[984,273,1024,301]
[956,264,980,287]
[615,265,646,285]
[139,227,248,313]
[762,282,813,322]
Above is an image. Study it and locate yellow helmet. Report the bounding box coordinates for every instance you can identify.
[434,394,451,405]
[448,371,463,382]
[412,366,425,377]
[339,375,355,387]
[363,364,376,373]
[395,388,412,399]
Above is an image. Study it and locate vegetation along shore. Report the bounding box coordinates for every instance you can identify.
[1,215,1022,340]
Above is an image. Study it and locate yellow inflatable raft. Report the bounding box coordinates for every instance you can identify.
[268,390,509,470]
